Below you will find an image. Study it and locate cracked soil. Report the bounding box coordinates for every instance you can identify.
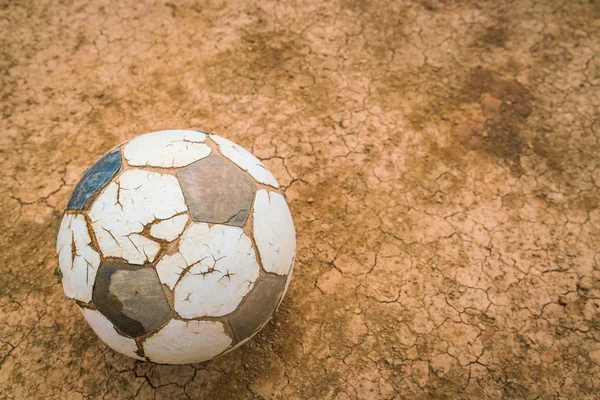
[1,0,600,399]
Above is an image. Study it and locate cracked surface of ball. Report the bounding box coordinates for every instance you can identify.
[56,129,296,364]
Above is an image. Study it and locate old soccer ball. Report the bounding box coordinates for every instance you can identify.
[56,130,295,364]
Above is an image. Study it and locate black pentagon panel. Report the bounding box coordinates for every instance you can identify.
[93,261,172,338]
[228,274,287,342]
[67,149,121,210]
[177,155,255,227]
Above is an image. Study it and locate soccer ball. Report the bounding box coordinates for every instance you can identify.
[56,130,295,364]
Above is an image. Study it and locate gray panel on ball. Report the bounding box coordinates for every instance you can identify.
[228,274,287,342]
[176,155,255,227]
[67,149,121,209]
[93,261,172,338]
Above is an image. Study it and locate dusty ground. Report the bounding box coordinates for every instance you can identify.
[1,0,599,398]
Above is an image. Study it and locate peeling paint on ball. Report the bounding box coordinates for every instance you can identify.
[56,130,296,364]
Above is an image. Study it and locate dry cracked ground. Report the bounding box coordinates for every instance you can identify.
[1,0,599,399]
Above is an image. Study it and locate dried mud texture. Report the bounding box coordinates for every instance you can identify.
[0,0,599,399]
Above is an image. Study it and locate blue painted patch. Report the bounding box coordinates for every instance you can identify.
[66,149,121,210]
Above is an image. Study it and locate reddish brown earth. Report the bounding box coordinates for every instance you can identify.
[1,0,599,399]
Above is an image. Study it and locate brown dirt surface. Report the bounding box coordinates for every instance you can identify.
[1,0,599,399]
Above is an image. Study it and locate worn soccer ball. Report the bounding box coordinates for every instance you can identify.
[56,130,295,364]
